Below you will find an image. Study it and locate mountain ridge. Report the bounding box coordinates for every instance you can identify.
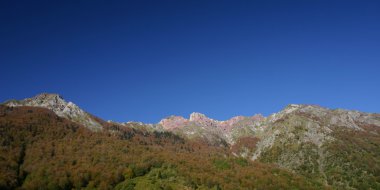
[5,93,375,129]
[3,93,103,131]
[1,93,380,189]
[3,93,379,138]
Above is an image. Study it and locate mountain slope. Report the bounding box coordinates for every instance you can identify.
[0,105,324,190]
[1,93,379,189]
[239,104,380,189]
[3,93,103,131]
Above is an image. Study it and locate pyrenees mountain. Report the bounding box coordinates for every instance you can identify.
[1,93,379,190]
[3,93,103,131]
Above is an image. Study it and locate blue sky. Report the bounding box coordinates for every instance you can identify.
[1,0,379,123]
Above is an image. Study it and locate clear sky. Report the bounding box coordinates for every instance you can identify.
[1,0,379,123]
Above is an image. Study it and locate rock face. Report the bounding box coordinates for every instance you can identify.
[159,116,188,130]
[189,112,219,127]
[158,112,265,144]
[3,93,103,131]
[230,104,380,188]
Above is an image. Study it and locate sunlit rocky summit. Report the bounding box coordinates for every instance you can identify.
[7,93,378,144]
[4,93,103,130]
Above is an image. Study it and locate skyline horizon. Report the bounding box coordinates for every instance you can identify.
[1,92,376,124]
[1,1,379,123]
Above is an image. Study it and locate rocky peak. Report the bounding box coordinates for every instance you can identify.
[283,104,303,114]
[159,116,188,130]
[189,112,219,127]
[189,112,205,121]
[4,93,103,131]
[158,112,266,133]
[251,114,265,121]
[268,104,312,123]
[268,104,380,130]
[27,93,71,113]
[33,93,64,102]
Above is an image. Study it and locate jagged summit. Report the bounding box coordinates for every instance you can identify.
[3,93,103,131]
[5,93,67,112]
[34,92,63,100]
[283,104,323,112]
[189,112,208,121]
[158,112,266,144]
[3,93,380,143]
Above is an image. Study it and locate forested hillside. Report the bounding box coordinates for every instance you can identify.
[0,106,325,190]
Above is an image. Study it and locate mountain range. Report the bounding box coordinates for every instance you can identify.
[1,93,379,190]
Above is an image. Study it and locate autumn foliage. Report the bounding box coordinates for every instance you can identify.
[0,106,325,190]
